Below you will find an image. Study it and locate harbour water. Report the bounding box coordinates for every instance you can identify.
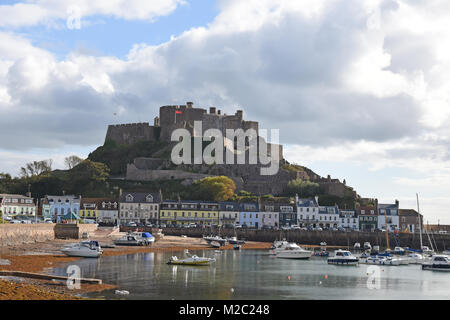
[51,250,450,300]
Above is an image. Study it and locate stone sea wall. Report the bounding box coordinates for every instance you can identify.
[158,227,450,251]
[0,224,55,246]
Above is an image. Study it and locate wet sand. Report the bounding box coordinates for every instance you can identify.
[0,235,271,300]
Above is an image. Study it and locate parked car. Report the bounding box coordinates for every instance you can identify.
[315,227,323,231]
[235,224,242,229]
[300,227,308,231]
[10,219,22,224]
[290,225,301,230]
[160,223,166,228]
[187,223,197,228]
[127,222,137,227]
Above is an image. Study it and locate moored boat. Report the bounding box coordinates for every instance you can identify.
[421,255,450,271]
[61,240,103,258]
[167,251,216,266]
[114,234,148,246]
[275,243,312,259]
[327,250,359,265]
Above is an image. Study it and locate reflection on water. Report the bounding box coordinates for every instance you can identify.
[51,250,450,300]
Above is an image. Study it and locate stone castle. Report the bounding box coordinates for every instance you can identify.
[105,102,355,197]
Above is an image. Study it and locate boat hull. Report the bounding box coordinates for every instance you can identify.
[61,249,101,258]
[276,251,311,259]
[327,258,359,265]
[422,264,450,271]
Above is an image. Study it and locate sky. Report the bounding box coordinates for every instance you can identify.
[0,0,449,223]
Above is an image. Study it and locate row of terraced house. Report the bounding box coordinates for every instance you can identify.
[0,192,423,233]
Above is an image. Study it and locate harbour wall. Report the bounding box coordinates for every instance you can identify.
[123,227,450,251]
[0,224,55,246]
[0,224,100,246]
[54,224,99,240]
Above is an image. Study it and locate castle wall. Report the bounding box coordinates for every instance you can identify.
[105,123,156,145]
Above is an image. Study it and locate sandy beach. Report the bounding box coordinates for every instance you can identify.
[0,233,271,300]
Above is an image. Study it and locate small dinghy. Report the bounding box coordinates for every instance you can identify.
[167,250,216,266]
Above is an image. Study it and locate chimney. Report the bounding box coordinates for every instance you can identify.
[187,102,193,108]
[209,107,216,114]
[217,110,221,115]
[154,116,160,127]
[236,110,243,120]
[395,199,399,208]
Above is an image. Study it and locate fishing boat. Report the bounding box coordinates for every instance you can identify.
[203,235,227,246]
[233,244,241,250]
[167,250,216,266]
[61,240,103,258]
[421,255,450,271]
[327,250,359,265]
[275,243,312,259]
[113,234,148,246]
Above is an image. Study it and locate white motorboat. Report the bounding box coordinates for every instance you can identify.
[61,240,103,258]
[275,243,312,259]
[269,240,289,255]
[167,250,216,266]
[327,250,359,265]
[363,242,372,250]
[361,256,401,266]
[353,242,361,249]
[421,255,450,271]
[421,246,434,256]
[227,236,245,245]
[407,253,425,264]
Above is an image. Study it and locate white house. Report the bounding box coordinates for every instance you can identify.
[296,195,319,227]
[377,201,400,231]
[339,209,359,230]
[318,205,340,228]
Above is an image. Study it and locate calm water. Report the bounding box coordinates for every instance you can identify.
[51,250,450,300]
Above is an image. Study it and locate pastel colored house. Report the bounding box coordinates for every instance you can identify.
[239,202,260,229]
[119,192,161,225]
[219,201,240,227]
[45,195,81,222]
[260,202,280,229]
[0,194,36,219]
[159,200,218,227]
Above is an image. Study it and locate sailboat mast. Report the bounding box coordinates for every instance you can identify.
[416,193,423,249]
[384,208,390,250]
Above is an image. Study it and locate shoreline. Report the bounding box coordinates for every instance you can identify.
[0,236,271,300]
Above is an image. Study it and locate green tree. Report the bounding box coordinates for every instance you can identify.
[20,159,53,178]
[287,178,320,197]
[196,176,236,201]
[64,155,84,169]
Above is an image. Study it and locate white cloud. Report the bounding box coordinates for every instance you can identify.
[0,0,185,28]
[0,0,449,220]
